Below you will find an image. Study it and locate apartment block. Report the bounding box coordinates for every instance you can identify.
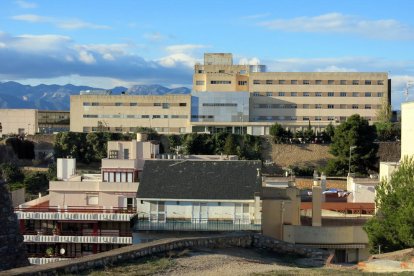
[14,134,158,265]
[70,93,191,134]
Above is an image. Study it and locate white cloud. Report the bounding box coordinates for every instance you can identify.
[15,0,37,9]
[159,44,209,68]
[56,19,111,30]
[9,34,71,52]
[78,50,96,64]
[238,57,261,65]
[11,13,111,30]
[259,13,414,40]
[11,14,47,22]
[144,32,168,42]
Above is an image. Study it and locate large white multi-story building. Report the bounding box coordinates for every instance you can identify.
[70,53,391,135]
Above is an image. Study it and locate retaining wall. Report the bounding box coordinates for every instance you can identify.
[1,233,330,276]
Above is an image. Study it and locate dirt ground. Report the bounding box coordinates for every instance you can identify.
[88,248,359,276]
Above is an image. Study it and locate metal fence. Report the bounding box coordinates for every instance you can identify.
[133,218,261,232]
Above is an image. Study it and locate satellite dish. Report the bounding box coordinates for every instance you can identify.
[60,248,66,255]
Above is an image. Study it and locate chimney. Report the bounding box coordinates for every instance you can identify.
[312,181,322,227]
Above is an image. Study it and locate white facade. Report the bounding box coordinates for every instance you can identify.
[401,102,414,159]
[137,199,259,223]
[347,177,378,203]
[57,158,76,180]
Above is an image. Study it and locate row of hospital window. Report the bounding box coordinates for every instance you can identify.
[198,80,385,86]
[84,127,187,133]
[254,116,371,121]
[83,114,188,119]
[83,102,187,107]
[253,92,383,97]
[252,79,384,85]
[254,104,379,109]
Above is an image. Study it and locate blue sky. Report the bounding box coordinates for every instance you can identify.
[1,0,414,108]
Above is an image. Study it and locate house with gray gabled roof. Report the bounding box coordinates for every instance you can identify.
[134,159,262,233]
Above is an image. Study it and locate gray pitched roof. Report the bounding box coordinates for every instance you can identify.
[137,160,262,200]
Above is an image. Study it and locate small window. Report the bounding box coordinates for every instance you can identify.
[315,116,321,121]
[328,116,335,121]
[328,80,335,85]
[315,104,322,109]
[315,92,322,97]
[315,80,322,85]
[377,80,384,85]
[291,80,298,84]
[115,102,122,106]
[238,81,247,86]
[152,115,161,119]
[303,92,310,97]
[340,92,347,97]
[365,80,372,85]
[162,103,170,109]
[109,150,118,159]
[253,80,260,85]
[303,117,309,121]
[219,70,225,73]
[340,80,347,85]
[253,92,260,96]
[154,103,161,106]
[92,102,99,106]
[352,104,359,109]
[266,80,273,85]
[83,102,91,106]
[266,92,273,96]
[130,102,137,106]
[278,92,285,96]
[303,80,310,85]
[352,80,359,85]
[377,92,383,97]
[365,92,372,97]
[142,115,150,119]
[352,92,359,97]
[328,104,334,109]
[196,80,205,85]
[179,103,187,106]
[303,104,310,109]
[291,92,297,96]
[123,149,129,159]
[365,105,371,109]
[328,92,334,97]
[278,80,286,84]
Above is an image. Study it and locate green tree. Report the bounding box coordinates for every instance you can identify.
[24,172,49,195]
[223,134,237,155]
[269,123,286,143]
[326,114,378,176]
[364,157,414,253]
[0,162,24,183]
[47,163,57,181]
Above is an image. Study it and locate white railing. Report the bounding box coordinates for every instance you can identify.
[28,257,69,265]
[16,212,134,221]
[23,235,132,244]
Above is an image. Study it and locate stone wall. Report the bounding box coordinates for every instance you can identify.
[0,182,30,271]
[1,233,330,275]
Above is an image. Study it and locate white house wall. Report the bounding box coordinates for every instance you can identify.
[137,200,255,220]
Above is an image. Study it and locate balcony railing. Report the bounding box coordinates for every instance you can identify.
[15,206,136,222]
[28,257,69,265]
[23,235,132,244]
[133,218,261,232]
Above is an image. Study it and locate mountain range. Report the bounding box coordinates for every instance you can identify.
[0,81,191,110]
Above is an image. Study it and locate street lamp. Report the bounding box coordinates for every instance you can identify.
[348,146,357,175]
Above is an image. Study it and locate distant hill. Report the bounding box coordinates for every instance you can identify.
[0,81,191,110]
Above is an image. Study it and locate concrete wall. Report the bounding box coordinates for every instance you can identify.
[57,158,76,180]
[0,234,330,275]
[49,181,138,208]
[0,109,38,136]
[283,225,368,244]
[379,162,399,183]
